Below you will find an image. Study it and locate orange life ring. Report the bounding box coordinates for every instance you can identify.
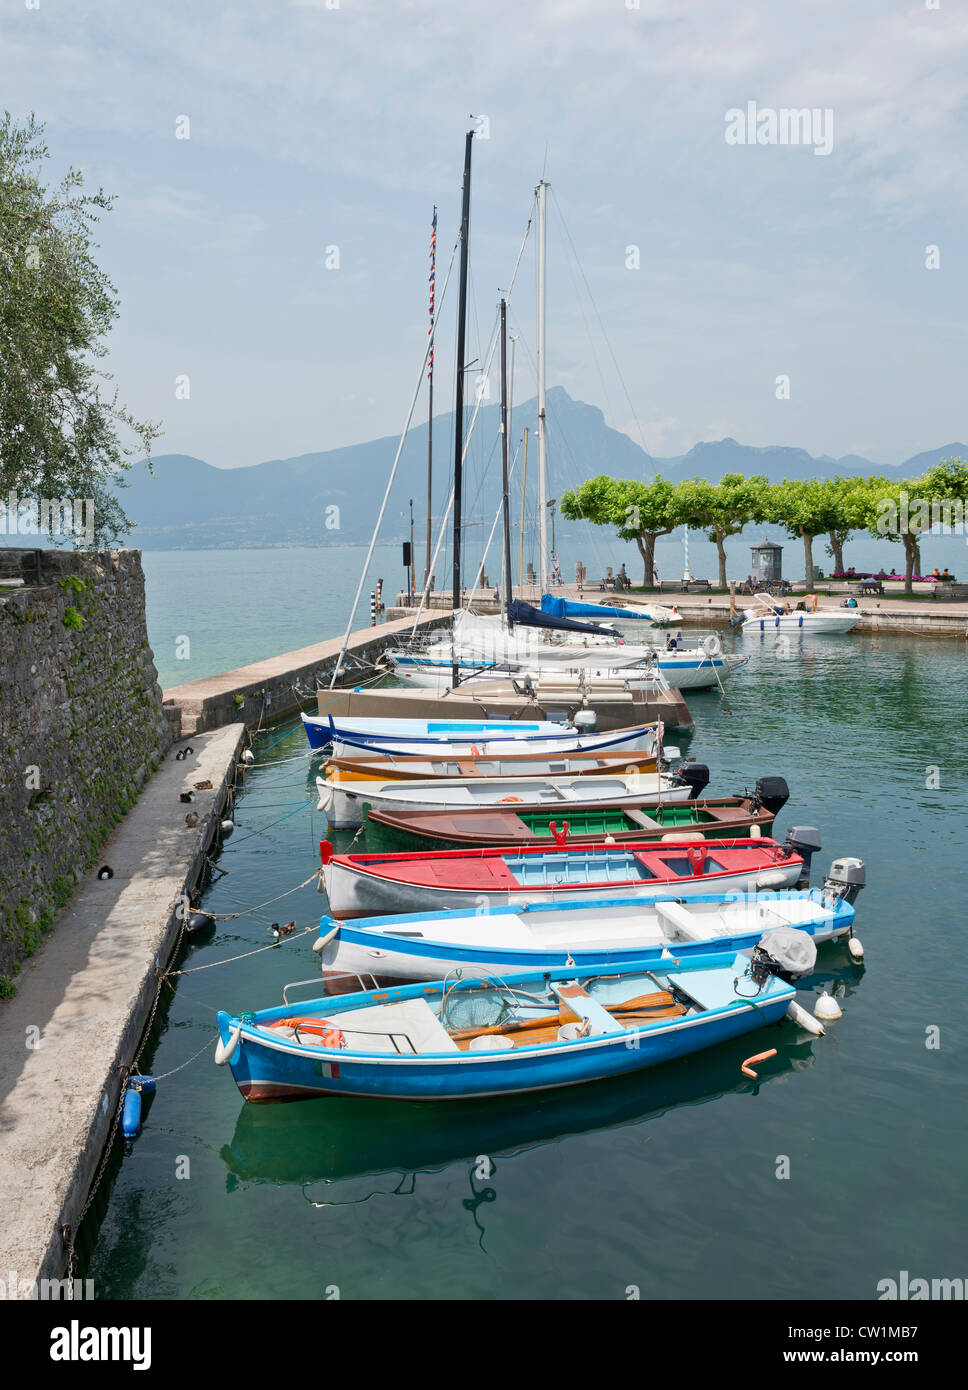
[272,1017,345,1048]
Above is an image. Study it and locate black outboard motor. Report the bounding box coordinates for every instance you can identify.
[676,762,710,800]
[785,825,822,886]
[752,775,790,818]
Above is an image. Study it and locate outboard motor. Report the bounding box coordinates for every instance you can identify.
[573,709,598,732]
[823,856,866,905]
[784,825,822,885]
[750,926,818,982]
[676,761,710,799]
[752,775,790,818]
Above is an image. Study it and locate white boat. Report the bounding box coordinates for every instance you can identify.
[315,768,695,830]
[315,888,858,982]
[387,645,748,691]
[739,595,860,635]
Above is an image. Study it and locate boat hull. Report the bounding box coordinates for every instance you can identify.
[318,773,694,830]
[316,891,855,982]
[360,797,777,853]
[322,850,803,918]
[740,612,860,634]
[216,955,794,1103]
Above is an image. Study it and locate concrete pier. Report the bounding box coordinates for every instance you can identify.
[163,611,448,735]
[0,724,244,1290]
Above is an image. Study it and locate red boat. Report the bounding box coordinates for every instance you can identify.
[319,836,805,918]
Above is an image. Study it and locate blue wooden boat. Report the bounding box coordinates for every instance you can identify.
[314,888,854,982]
[215,949,797,1103]
[301,711,659,758]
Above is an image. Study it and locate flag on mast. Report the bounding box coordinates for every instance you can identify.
[428,206,437,379]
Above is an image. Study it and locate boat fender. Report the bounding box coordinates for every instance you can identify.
[215,1023,243,1065]
[242,749,255,764]
[749,824,762,838]
[814,991,843,1021]
[97,865,114,880]
[603,834,616,844]
[785,999,825,1036]
[220,819,235,837]
[319,839,334,866]
[187,910,216,935]
[755,869,791,888]
[847,935,865,962]
[313,920,342,953]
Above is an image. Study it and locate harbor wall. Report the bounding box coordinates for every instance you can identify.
[162,611,450,735]
[0,548,172,992]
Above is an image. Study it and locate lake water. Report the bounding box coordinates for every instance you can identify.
[79,602,968,1301]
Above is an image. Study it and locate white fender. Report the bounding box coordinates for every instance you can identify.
[215,1023,243,1065]
[749,823,762,838]
[785,999,825,1037]
[814,991,843,1021]
[847,936,864,961]
[313,921,342,954]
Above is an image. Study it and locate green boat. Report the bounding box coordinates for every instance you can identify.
[361,779,789,853]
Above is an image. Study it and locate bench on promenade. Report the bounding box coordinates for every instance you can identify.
[932,582,968,602]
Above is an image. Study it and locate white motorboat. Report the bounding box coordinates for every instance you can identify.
[739,594,860,634]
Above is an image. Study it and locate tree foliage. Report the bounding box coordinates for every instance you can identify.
[0,111,159,546]
[561,475,681,586]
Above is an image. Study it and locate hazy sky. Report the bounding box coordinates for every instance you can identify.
[3,0,966,470]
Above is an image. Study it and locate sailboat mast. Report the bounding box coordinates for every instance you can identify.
[451,131,474,691]
[536,179,549,593]
[425,206,437,588]
[499,299,514,628]
[519,426,529,590]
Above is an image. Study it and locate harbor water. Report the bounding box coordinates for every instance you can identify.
[82,571,968,1299]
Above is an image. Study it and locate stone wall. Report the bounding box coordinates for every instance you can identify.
[0,549,172,993]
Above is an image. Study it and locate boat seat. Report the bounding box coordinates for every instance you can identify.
[654,898,717,941]
[665,954,755,1012]
[332,999,460,1054]
[551,983,620,1035]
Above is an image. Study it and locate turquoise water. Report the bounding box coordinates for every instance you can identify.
[81,621,968,1301]
[143,547,403,690]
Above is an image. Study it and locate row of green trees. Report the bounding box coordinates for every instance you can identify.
[560,464,968,594]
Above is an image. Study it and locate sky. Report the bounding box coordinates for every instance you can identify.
[2,0,966,471]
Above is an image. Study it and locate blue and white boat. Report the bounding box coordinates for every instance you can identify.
[387,647,747,692]
[540,593,675,624]
[301,712,660,757]
[314,886,858,982]
[215,948,798,1103]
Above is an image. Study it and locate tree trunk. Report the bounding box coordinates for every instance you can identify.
[802,531,814,586]
[828,531,845,575]
[904,534,917,595]
[635,534,656,589]
[715,530,728,590]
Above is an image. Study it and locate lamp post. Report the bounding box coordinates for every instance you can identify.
[547,498,557,561]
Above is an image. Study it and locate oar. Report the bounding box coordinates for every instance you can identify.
[450,990,676,1042]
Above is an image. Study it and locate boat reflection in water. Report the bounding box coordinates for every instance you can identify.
[221,1031,819,1206]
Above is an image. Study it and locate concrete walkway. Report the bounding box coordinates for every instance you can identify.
[0,723,244,1290]
[163,611,447,734]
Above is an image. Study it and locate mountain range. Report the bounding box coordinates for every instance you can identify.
[33,387,967,549]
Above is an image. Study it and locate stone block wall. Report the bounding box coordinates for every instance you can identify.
[0,549,172,993]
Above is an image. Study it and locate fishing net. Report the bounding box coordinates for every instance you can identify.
[441,987,509,1031]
